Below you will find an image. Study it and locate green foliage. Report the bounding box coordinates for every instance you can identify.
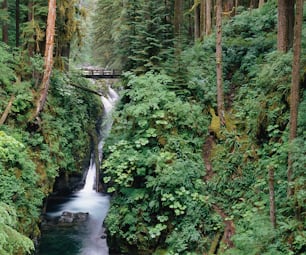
[0,41,103,253]
[103,72,210,253]
[0,43,16,89]
[225,214,283,255]
[0,202,34,255]
[103,2,306,255]
[0,131,44,250]
[93,0,173,72]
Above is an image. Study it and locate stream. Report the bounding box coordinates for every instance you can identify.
[37,85,119,255]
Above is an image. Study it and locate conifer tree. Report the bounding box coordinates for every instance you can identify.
[277,0,295,52]
[287,0,303,197]
[34,0,56,119]
[2,0,8,43]
[216,0,225,124]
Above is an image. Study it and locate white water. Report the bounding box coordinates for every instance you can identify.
[99,85,119,161]
[41,86,119,255]
[81,158,96,193]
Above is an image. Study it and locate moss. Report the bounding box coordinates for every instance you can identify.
[209,108,221,138]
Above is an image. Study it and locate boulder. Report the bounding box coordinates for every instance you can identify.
[58,211,89,224]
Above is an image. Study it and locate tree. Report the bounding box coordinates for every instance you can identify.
[174,0,184,45]
[287,0,303,197]
[54,0,84,70]
[194,0,200,41]
[259,0,265,7]
[15,0,20,47]
[216,0,225,125]
[277,0,295,52]
[2,0,8,44]
[34,0,56,119]
[206,0,212,35]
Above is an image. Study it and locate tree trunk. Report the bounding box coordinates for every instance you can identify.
[174,0,183,54]
[200,0,206,39]
[277,0,295,52]
[268,167,276,228]
[287,0,303,197]
[2,0,8,44]
[28,0,34,57]
[216,0,225,125]
[235,0,239,15]
[16,0,20,47]
[34,0,56,119]
[194,2,201,41]
[174,0,183,36]
[188,0,194,39]
[258,0,265,7]
[205,0,212,35]
[250,0,259,8]
[0,95,15,125]
[287,0,295,50]
[224,0,234,12]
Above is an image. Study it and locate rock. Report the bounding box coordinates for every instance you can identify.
[58,211,89,224]
[74,212,89,222]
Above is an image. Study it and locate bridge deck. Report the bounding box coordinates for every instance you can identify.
[80,68,122,79]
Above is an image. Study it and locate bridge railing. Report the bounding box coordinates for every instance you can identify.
[80,68,122,78]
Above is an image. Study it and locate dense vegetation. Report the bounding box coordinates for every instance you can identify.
[0,0,305,255]
[99,1,306,255]
[0,1,102,252]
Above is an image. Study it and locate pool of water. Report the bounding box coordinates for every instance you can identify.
[37,191,110,255]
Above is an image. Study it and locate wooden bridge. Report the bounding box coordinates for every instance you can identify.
[80,68,122,79]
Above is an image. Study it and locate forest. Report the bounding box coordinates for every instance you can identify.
[0,0,305,255]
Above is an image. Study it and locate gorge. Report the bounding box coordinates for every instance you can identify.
[37,84,119,255]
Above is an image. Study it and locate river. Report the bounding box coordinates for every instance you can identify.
[37,85,119,255]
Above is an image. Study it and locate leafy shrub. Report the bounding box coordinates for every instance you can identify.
[103,72,210,253]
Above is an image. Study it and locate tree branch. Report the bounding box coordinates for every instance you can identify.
[69,83,102,96]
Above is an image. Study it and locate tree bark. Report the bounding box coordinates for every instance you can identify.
[234,0,239,15]
[0,95,15,125]
[268,167,276,228]
[200,0,206,39]
[277,0,295,52]
[287,0,295,50]
[174,0,183,36]
[205,0,212,35]
[258,0,265,7]
[16,0,20,47]
[287,0,303,197]
[2,0,8,44]
[34,0,56,119]
[174,0,183,54]
[216,0,225,125]
[28,0,34,57]
[194,2,201,41]
[69,82,102,96]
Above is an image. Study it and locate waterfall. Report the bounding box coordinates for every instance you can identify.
[98,85,119,161]
[39,85,119,255]
[81,158,96,193]
[81,85,118,194]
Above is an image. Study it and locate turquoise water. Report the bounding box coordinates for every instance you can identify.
[37,191,110,255]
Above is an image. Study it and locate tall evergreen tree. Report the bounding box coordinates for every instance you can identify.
[216,0,225,124]
[287,0,304,197]
[277,0,295,52]
[2,0,8,43]
[34,0,56,119]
